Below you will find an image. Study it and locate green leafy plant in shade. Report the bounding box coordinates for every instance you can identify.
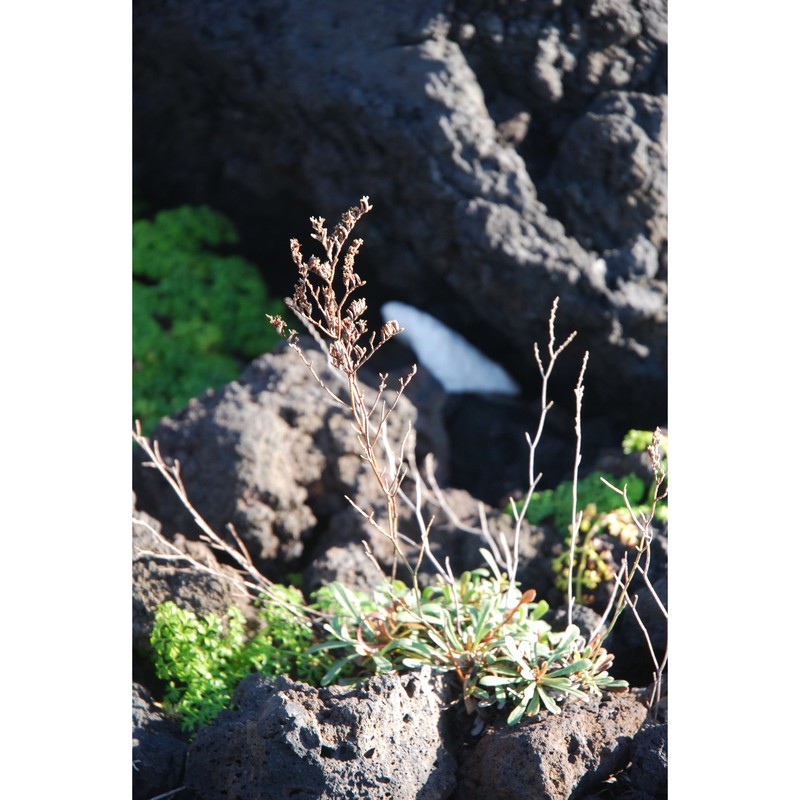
[509,468,647,532]
[150,585,330,735]
[133,205,284,433]
[507,429,668,605]
[309,548,626,722]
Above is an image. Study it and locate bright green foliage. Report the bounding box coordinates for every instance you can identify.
[150,560,626,732]
[150,601,249,733]
[309,549,626,723]
[133,205,284,433]
[623,428,669,461]
[150,586,329,735]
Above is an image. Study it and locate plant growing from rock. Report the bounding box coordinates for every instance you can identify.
[150,587,330,736]
[542,429,668,606]
[268,197,631,723]
[134,197,664,731]
[309,553,627,723]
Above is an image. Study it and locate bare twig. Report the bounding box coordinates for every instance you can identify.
[567,351,589,626]
[505,298,576,601]
[132,422,321,620]
[588,429,668,716]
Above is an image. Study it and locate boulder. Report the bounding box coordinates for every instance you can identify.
[132,494,249,659]
[183,669,457,800]
[133,0,667,434]
[133,341,556,597]
[456,692,649,800]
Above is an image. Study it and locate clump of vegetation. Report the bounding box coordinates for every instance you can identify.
[506,429,668,605]
[150,585,329,735]
[133,204,284,432]
[135,197,667,734]
[511,467,648,532]
[311,552,626,724]
[266,197,631,722]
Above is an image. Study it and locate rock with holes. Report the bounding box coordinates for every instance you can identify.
[133,0,667,433]
[183,668,457,800]
[132,340,424,583]
[133,340,558,598]
[626,721,667,799]
[456,692,648,800]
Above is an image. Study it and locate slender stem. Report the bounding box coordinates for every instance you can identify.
[567,351,588,625]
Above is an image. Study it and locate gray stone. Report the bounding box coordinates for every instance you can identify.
[133,682,188,800]
[133,343,360,578]
[628,722,667,799]
[132,494,248,658]
[184,669,457,800]
[545,91,667,255]
[456,692,648,800]
[133,340,555,598]
[133,0,667,432]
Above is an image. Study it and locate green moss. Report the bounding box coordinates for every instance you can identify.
[133,205,284,433]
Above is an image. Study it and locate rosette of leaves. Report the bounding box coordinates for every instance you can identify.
[309,550,627,724]
[133,205,284,433]
[474,625,627,724]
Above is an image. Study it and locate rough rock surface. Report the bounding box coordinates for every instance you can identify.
[626,721,668,799]
[132,494,250,659]
[133,1,668,782]
[132,682,188,800]
[133,0,667,434]
[131,346,667,798]
[543,91,667,260]
[455,692,649,800]
[184,669,458,800]
[133,341,558,596]
[605,537,668,686]
[131,497,251,657]
[134,342,417,581]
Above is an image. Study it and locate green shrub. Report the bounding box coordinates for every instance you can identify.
[150,586,329,735]
[133,205,284,433]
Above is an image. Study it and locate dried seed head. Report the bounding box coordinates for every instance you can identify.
[380,320,401,341]
[347,298,367,321]
[268,314,287,335]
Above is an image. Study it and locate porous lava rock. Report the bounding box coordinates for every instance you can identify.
[183,669,458,800]
[455,692,649,800]
[133,0,667,434]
